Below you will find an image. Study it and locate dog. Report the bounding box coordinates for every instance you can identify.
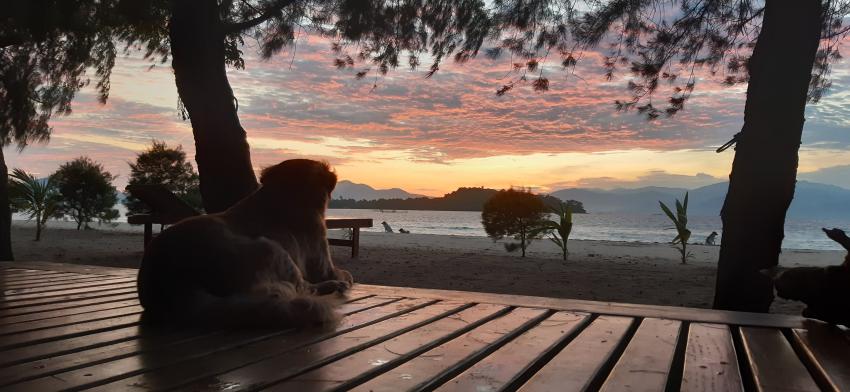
[137,159,353,328]
[774,228,850,326]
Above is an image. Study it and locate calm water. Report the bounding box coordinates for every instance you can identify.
[328,208,849,251]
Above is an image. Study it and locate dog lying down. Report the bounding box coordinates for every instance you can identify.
[774,228,850,326]
[137,159,353,328]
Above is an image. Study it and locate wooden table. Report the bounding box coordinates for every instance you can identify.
[129,217,373,258]
[1,262,848,391]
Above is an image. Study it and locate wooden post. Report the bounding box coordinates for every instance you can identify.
[143,222,153,246]
[351,228,360,259]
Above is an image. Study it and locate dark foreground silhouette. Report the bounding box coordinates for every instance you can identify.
[775,228,850,326]
[137,159,352,328]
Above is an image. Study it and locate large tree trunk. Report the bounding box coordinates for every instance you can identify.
[0,148,12,260]
[713,0,823,312]
[169,0,258,213]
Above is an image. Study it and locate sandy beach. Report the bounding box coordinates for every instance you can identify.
[8,220,846,315]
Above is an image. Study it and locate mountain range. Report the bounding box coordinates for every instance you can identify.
[333,179,850,219]
[332,180,424,201]
[552,181,850,219]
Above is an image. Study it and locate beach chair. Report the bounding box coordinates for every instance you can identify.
[125,184,372,257]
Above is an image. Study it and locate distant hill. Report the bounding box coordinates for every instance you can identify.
[330,187,587,213]
[552,181,850,219]
[332,180,424,201]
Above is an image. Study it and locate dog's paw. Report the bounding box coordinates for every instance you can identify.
[311,280,350,295]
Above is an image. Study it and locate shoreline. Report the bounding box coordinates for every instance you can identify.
[11,220,845,264]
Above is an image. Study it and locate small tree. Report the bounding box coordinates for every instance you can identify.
[482,188,547,257]
[53,157,119,230]
[124,141,202,215]
[8,169,61,241]
[532,201,574,261]
[660,192,692,264]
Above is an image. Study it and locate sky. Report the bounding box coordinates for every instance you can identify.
[6,34,850,196]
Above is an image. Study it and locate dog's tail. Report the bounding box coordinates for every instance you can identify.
[147,283,341,329]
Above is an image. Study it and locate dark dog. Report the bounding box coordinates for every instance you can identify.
[137,159,353,328]
[774,228,850,326]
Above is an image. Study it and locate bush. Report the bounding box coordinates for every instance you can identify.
[53,157,119,229]
[482,188,548,257]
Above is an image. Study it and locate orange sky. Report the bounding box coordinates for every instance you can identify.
[6,36,850,196]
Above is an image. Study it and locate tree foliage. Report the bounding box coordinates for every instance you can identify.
[53,157,119,229]
[482,188,548,257]
[8,168,60,240]
[1,1,118,149]
[124,140,201,215]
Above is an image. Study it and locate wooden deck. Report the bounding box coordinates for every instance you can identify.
[1,262,848,391]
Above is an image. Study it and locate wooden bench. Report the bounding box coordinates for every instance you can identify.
[1,261,848,391]
[126,184,372,258]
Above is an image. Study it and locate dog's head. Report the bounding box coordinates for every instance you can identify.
[775,264,850,325]
[259,159,337,211]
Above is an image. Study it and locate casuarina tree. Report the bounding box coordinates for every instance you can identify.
[53,157,119,230]
[482,188,548,257]
[124,140,201,215]
[0,1,117,258]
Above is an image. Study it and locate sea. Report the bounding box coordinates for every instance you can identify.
[49,205,846,251]
[326,208,849,251]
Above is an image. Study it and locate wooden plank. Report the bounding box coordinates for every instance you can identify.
[0,328,214,387]
[0,262,136,277]
[326,218,373,229]
[0,325,150,367]
[3,328,284,391]
[681,323,743,392]
[83,297,434,391]
[600,318,681,392]
[0,305,143,335]
[0,288,138,310]
[0,269,66,278]
[0,273,90,285]
[167,301,470,392]
[519,316,634,392]
[352,307,551,392]
[0,293,138,318]
[739,326,820,392]
[791,325,850,391]
[357,284,807,328]
[1,277,136,296]
[270,303,510,391]
[0,282,136,303]
[0,313,141,350]
[440,311,590,392]
[1,298,139,324]
[2,275,115,289]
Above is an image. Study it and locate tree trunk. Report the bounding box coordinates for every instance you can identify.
[713,0,823,312]
[169,0,258,213]
[35,216,42,241]
[0,148,13,260]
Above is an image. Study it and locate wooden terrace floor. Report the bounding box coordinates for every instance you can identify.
[0,261,848,391]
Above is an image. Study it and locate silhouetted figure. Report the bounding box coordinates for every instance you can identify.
[381,221,393,233]
[775,228,850,326]
[399,228,410,234]
[705,231,718,245]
